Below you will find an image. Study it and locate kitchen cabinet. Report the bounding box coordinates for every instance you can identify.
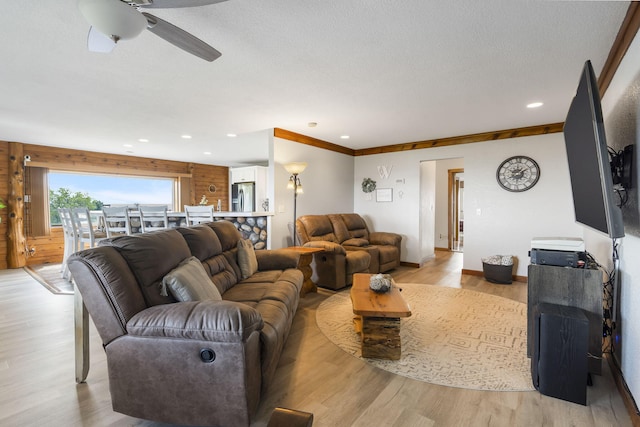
[231,167,256,183]
[229,166,268,211]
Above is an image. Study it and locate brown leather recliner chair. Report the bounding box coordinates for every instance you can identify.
[328,213,401,273]
[296,215,370,290]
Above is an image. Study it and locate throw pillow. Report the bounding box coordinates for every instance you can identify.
[237,239,258,280]
[160,256,222,302]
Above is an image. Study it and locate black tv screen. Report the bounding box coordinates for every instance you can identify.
[563,60,625,239]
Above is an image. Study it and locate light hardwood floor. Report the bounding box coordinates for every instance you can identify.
[0,252,632,426]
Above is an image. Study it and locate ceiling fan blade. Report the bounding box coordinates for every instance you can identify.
[142,12,221,62]
[87,26,117,53]
[133,0,228,8]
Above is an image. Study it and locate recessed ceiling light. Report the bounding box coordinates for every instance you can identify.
[125,150,134,154]
[203,151,212,155]
[227,133,237,137]
[527,102,543,109]
[138,138,149,142]
[181,134,192,139]
[340,135,350,139]
[308,122,317,128]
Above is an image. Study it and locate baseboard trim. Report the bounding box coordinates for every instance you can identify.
[461,269,527,283]
[400,261,420,269]
[607,354,640,426]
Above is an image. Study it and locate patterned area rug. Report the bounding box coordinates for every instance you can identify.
[316,283,534,391]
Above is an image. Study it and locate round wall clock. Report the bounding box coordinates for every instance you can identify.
[496,156,540,192]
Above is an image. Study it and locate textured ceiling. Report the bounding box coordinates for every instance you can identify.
[0,1,630,166]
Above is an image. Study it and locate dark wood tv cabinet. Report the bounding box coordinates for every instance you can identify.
[527,264,603,375]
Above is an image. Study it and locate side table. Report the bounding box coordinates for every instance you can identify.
[282,246,324,296]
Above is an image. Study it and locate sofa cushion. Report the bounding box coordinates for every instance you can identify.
[126,300,263,343]
[208,220,243,251]
[343,238,369,247]
[341,213,370,239]
[297,215,338,243]
[161,256,222,302]
[203,254,239,295]
[237,239,258,279]
[176,225,222,260]
[102,229,191,306]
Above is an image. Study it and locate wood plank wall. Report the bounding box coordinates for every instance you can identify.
[0,142,9,270]
[191,163,229,210]
[0,141,229,268]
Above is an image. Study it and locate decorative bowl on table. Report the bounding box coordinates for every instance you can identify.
[369,273,393,293]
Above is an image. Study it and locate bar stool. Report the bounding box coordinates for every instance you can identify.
[58,207,78,280]
[184,205,214,225]
[102,206,133,238]
[72,207,108,250]
[139,205,169,232]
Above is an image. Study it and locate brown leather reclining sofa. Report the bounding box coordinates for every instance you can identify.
[68,220,303,427]
[296,213,402,290]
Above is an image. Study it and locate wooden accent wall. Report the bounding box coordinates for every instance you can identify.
[7,142,26,268]
[27,227,64,266]
[191,163,229,211]
[23,144,194,177]
[0,141,229,269]
[0,141,9,270]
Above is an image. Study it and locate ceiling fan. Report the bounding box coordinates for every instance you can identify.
[78,0,227,62]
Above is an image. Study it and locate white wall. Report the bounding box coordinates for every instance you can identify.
[271,136,354,248]
[419,161,436,263]
[354,133,583,276]
[599,29,640,404]
[434,158,464,249]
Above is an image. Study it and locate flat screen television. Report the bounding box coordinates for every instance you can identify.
[563,60,625,239]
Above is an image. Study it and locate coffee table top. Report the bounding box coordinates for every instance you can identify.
[350,273,412,318]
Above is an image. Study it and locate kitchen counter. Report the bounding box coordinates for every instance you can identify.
[212,211,274,217]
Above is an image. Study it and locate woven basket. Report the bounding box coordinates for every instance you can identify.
[482,262,513,284]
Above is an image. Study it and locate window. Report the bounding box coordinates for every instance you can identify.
[49,171,175,226]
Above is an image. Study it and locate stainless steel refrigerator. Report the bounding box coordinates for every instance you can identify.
[231,182,255,212]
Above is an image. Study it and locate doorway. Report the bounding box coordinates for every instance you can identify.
[448,169,464,252]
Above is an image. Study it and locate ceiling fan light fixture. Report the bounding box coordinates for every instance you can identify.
[79,0,147,40]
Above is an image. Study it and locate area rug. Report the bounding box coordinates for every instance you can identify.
[24,264,74,295]
[316,283,534,391]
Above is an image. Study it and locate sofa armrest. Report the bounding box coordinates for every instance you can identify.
[126,300,264,343]
[303,240,346,255]
[369,231,402,247]
[256,249,299,271]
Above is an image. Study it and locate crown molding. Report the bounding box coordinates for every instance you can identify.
[353,122,564,156]
[598,2,640,96]
[275,123,564,158]
[273,128,355,156]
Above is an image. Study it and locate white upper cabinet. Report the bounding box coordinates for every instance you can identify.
[230,167,256,183]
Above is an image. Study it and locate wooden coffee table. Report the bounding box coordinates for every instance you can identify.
[350,273,412,360]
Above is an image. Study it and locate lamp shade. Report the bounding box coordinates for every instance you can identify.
[283,162,307,175]
[79,0,147,40]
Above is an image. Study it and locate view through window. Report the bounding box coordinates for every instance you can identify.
[49,172,174,225]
